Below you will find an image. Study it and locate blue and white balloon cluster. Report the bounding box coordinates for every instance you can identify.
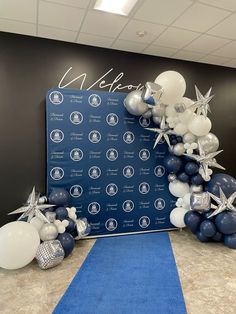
[125,70,236,249]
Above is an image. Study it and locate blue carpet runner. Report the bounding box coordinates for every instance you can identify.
[53,232,186,314]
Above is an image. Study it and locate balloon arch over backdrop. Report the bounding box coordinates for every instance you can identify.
[0,70,236,271]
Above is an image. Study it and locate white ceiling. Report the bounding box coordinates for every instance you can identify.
[1,0,236,68]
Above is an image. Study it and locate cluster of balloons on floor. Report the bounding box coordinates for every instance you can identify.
[0,188,91,270]
[125,70,236,249]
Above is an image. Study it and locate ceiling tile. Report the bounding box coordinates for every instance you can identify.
[38,1,85,31]
[223,59,236,68]
[0,19,36,36]
[38,25,77,42]
[81,10,128,37]
[43,0,90,8]
[0,0,37,23]
[112,39,147,53]
[172,49,206,61]
[154,27,199,49]
[173,3,230,32]
[77,33,114,48]
[207,13,236,40]
[143,45,178,57]
[199,0,236,12]
[213,41,236,58]
[134,0,193,25]
[184,34,230,53]
[118,20,166,44]
[198,54,232,66]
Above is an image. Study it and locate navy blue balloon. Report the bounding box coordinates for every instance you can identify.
[215,212,236,235]
[178,172,189,183]
[163,155,183,174]
[212,231,223,242]
[205,173,236,198]
[191,174,204,185]
[224,233,236,249]
[66,218,76,233]
[170,139,178,145]
[184,211,202,233]
[56,207,68,220]
[48,188,70,206]
[202,210,214,220]
[57,232,75,258]
[200,220,216,237]
[196,230,209,242]
[185,162,199,176]
[176,136,182,143]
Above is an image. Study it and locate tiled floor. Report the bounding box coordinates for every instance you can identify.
[1,230,236,314]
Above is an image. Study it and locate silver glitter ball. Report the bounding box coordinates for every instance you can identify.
[36,240,65,270]
[190,192,211,211]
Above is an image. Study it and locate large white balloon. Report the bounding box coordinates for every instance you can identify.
[174,123,188,136]
[155,71,186,105]
[188,115,212,137]
[169,180,190,198]
[170,207,188,228]
[0,221,40,270]
[179,109,195,124]
[30,216,45,232]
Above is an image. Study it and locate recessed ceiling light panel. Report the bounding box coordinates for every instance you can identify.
[94,0,138,16]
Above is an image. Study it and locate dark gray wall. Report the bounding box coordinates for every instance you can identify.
[0,32,235,226]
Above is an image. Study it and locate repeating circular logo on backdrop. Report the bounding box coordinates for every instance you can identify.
[122,200,134,212]
[50,129,64,143]
[139,149,150,161]
[70,185,83,198]
[88,94,101,107]
[106,113,119,126]
[139,216,150,229]
[105,218,118,231]
[154,165,165,177]
[88,130,101,143]
[106,183,118,196]
[50,167,64,180]
[123,131,135,144]
[49,91,63,105]
[154,198,165,210]
[123,166,134,178]
[88,166,101,179]
[70,148,83,161]
[139,182,150,194]
[70,111,83,125]
[139,116,150,127]
[88,202,101,215]
[106,148,118,161]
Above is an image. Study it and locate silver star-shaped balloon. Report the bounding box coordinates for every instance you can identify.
[184,141,225,181]
[208,188,236,218]
[145,116,174,148]
[191,85,214,117]
[8,187,54,222]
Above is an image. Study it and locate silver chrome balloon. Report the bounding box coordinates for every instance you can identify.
[45,211,56,223]
[74,218,91,240]
[36,240,64,270]
[39,223,58,241]
[124,90,149,116]
[173,143,185,156]
[174,103,186,113]
[198,133,219,154]
[142,109,152,119]
[183,132,196,144]
[168,174,177,182]
[152,116,161,125]
[141,82,163,103]
[152,104,165,117]
[190,192,211,211]
[190,185,203,193]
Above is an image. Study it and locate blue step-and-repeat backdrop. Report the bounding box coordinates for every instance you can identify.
[46,88,176,237]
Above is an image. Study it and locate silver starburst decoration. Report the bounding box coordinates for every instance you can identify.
[145,116,174,148]
[191,85,214,117]
[184,141,225,181]
[8,187,54,222]
[208,188,236,218]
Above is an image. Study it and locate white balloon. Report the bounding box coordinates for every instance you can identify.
[182,193,191,210]
[169,180,190,198]
[188,116,212,136]
[173,143,185,156]
[155,71,186,104]
[165,104,178,117]
[181,97,194,108]
[174,123,188,136]
[30,216,45,232]
[179,109,195,124]
[183,132,196,144]
[0,221,40,270]
[170,207,188,228]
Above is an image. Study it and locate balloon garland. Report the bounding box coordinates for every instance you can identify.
[124,70,236,249]
[0,187,91,270]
